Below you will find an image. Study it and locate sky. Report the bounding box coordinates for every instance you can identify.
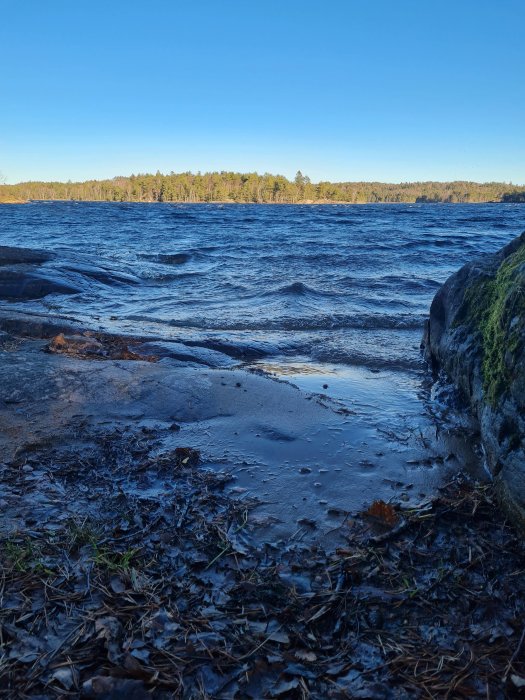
[1,0,524,184]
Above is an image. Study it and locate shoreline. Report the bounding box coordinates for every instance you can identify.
[0,198,510,205]
[0,316,524,696]
[1,231,525,695]
[0,341,523,697]
[0,312,467,536]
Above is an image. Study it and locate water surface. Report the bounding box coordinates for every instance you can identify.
[1,202,523,535]
[1,201,522,371]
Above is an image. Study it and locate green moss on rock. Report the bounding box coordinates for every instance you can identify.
[460,243,525,405]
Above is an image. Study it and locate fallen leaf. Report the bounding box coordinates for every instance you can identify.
[82,676,148,698]
[511,674,525,688]
[270,678,300,696]
[366,500,399,526]
[268,631,290,644]
[50,666,76,690]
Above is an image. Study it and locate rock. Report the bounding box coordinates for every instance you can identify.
[0,268,81,299]
[0,245,139,301]
[0,246,54,266]
[0,245,81,299]
[423,231,525,526]
[46,332,159,362]
[48,333,105,357]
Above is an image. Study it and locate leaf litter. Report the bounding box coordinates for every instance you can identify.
[1,426,525,698]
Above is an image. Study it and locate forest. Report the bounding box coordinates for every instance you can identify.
[1,171,525,204]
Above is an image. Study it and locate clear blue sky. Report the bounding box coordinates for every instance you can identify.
[2,0,524,184]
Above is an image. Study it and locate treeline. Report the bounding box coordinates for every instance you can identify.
[502,191,525,203]
[1,171,524,204]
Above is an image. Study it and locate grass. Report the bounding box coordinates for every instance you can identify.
[66,519,139,572]
[91,544,139,572]
[2,537,54,575]
[2,524,138,577]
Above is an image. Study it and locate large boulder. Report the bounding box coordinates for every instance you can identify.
[423,231,525,525]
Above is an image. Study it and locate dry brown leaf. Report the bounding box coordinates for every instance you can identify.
[366,499,399,526]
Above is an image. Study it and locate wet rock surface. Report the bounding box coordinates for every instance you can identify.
[0,245,139,301]
[46,332,159,362]
[424,231,525,526]
[0,245,54,266]
[0,323,478,539]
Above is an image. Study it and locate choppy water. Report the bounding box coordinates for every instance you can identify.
[1,201,523,373]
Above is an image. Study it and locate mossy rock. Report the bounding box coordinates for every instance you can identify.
[458,241,525,405]
[423,231,525,528]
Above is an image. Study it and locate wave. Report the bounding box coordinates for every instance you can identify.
[457,215,505,224]
[272,281,322,296]
[138,270,205,282]
[310,348,424,372]
[262,281,356,299]
[140,252,191,265]
[144,312,427,332]
[368,275,441,292]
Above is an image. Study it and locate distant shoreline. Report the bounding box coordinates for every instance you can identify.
[2,172,524,204]
[0,198,514,206]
